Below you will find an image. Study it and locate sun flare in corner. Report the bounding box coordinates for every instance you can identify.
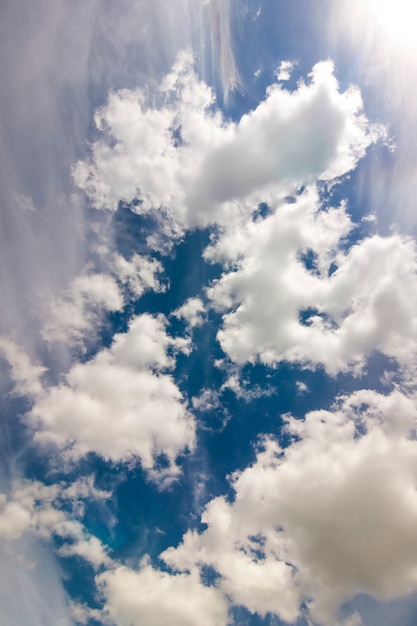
[368,0,417,46]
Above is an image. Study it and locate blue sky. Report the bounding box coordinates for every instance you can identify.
[2,1,417,625]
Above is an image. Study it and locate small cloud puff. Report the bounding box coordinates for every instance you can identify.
[275,59,297,81]
[172,297,205,330]
[296,380,308,394]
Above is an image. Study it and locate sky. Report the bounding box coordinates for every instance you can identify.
[2,1,417,625]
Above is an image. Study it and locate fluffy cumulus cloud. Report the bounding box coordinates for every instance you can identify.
[43,272,123,345]
[97,560,229,626]
[0,477,110,567]
[73,52,383,231]
[275,60,297,81]
[162,389,417,625]
[31,314,195,478]
[43,254,163,345]
[111,253,164,299]
[173,296,205,329]
[206,187,417,374]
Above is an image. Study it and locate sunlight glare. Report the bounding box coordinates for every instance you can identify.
[368,0,417,46]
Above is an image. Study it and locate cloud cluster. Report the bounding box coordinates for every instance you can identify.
[275,60,297,81]
[0,476,110,567]
[4,44,415,626]
[31,314,195,478]
[206,187,417,374]
[74,53,383,231]
[9,388,417,626]
[1,311,195,481]
[0,475,228,626]
[162,389,417,625]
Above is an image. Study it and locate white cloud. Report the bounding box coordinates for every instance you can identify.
[0,337,46,397]
[74,54,383,231]
[0,495,32,540]
[97,559,229,626]
[0,477,110,567]
[69,602,105,625]
[206,187,417,375]
[361,213,377,223]
[111,253,164,299]
[43,253,163,346]
[219,369,273,402]
[164,488,301,623]
[163,388,417,625]
[58,536,111,569]
[1,315,194,482]
[275,60,297,81]
[173,297,205,329]
[296,381,308,394]
[191,388,221,412]
[32,314,195,479]
[43,271,123,346]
